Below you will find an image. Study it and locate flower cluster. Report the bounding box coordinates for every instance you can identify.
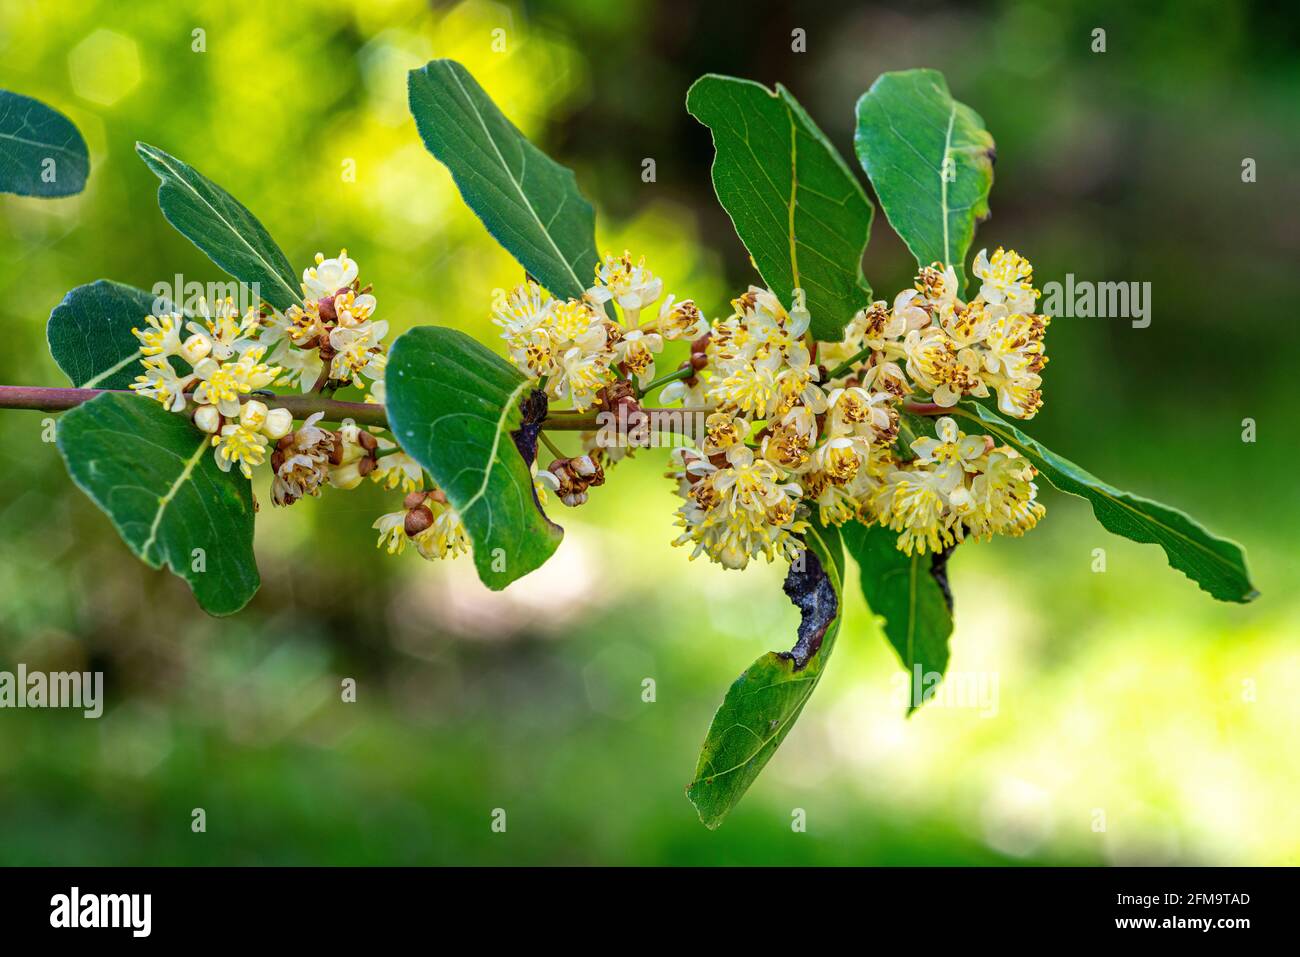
[824,247,1049,419]
[494,250,707,412]
[130,296,287,477]
[665,249,1051,568]
[374,490,471,561]
[874,416,1044,555]
[268,249,388,400]
[125,251,470,566]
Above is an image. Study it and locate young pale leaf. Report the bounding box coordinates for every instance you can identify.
[0,90,89,197]
[135,142,300,313]
[854,69,995,292]
[687,75,874,343]
[687,521,844,828]
[46,280,164,390]
[408,60,600,302]
[842,522,953,714]
[384,325,563,590]
[954,401,1257,603]
[57,393,259,616]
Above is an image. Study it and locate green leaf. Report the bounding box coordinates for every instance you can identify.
[46,280,165,390]
[854,69,995,293]
[57,393,260,616]
[687,75,874,343]
[842,522,953,714]
[384,325,562,590]
[0,90,89,197]
[408,59,600,302]
[687,521,844,828]
[135,142,300,313]
[954,401,1257,603]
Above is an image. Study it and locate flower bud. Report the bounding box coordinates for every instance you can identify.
[262,407,294,440]
[180,334,212,365]
[329,462,364,490]
[317,294,338,323]
[403,504,434,536]
[240,400,269,431]
[193,404,222,434]
[403,490,430,510]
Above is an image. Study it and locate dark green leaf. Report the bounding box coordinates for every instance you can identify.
[842,522,953,714]
[854,69,995,292]
[57,393,260,616]
[687,74,874,342]
[135,142,300,312]
[0,90,89,197]
[384,325,563,590]
[408,60,599,302]
[46,280,166,390]
[955,401,1257,603]
[687,521,844,828]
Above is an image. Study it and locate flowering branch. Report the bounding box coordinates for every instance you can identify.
[0,384,816,432]
[0,384,389,428]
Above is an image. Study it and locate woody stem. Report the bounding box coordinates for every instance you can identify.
[0,384,947,431]
[0,384,388,428]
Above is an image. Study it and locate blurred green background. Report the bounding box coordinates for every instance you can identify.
[1,0,1296,865]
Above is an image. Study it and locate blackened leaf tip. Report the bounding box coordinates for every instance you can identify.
[780,546,839,670]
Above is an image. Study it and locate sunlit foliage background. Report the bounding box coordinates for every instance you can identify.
[0,0,1296,864]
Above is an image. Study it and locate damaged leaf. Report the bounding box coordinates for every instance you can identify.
[687,520,844,828]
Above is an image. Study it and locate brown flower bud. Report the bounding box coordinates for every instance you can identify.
[427,489,448,505]
[689,352,708,371]
[403,490,430,510]
[596,378,636,409]
[317,296,337,323]
[357,430,378,452]
[404,504,434,536]
[357,455,377,477]
[328,434,345,465]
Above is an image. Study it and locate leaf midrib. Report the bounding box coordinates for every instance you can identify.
[140,434,208,559]
[140,145,299,308]
[438,63,585,295]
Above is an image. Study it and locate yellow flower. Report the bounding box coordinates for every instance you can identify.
[873,468,957,556]
[973,247,1038,314]
[130,358,194,412]
[212,421,268,479]
[412,500,472,561]
[132,312,184,357]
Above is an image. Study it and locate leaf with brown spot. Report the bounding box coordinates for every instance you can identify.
[686,520,844,828]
